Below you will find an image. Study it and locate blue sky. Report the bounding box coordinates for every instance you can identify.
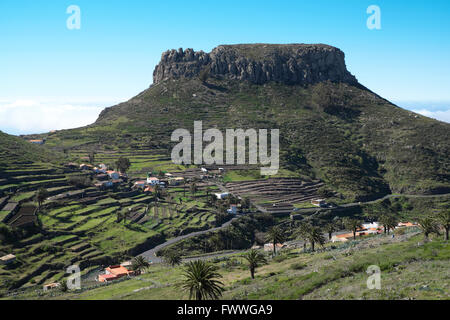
[1,0,449,134]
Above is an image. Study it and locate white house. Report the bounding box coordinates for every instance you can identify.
[362,222,380,230]
[147,177,160,185]
[215,192,229,200]
[0,254,16,265]
[201,167,208,173]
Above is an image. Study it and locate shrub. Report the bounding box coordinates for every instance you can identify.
[291,262,307,270]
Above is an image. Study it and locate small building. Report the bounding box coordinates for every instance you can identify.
[169,177,184,186]
[362,222,380,230]
[107,171,120,180]
[96,174,109,181]
[215,192,229,200]
[0,254,16,265]
[94,181,113,189]
[99,163,108,171]
[98,265,132,282]
[144,186,155,193]
[227,205,238,215]
[134,180,147,189]
[311,199,326,207]
[43,282,60,291]
[28,139,45,145]
[80,163,94,170]
[201,167,208,173]
[147,177,160,185]
[111,179,123,186]
[263,243,286,252]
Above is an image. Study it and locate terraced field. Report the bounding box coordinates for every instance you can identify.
[226,177,324,207]
[0,158,223,293]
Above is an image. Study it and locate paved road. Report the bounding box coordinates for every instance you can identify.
[139,217,238,263]
[137,182,449,263]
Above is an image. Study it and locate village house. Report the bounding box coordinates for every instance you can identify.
[0,253,16,265]
[107,170,120,180]
[43,282,61,291]
[215,192,229,200]
[94,181,113,189]
[98,265,133,283]
[311,198,327,207]
[264,243,287,252]
[169,176,184,186]
[80,163,94,170]
[134,180,147,189]
[28,139,45,145]
[147,176,160,185]
[227,204,238,215]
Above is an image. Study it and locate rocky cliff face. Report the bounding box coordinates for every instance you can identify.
[153,44,358,86]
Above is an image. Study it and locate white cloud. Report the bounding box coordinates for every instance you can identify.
[0,99,108,135]
[411,109,450,124]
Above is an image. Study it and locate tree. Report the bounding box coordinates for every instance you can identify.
[418,216,441,241]
[299,223,325,252]
[242,197,251,211]
[190,182,198,199]
[88,150,96,164]
[379,214,398,235]
[265,226,285,256]
[343,217,362,240]
[132,256,150,275]
[324,222,337,240]
[181,260,224,300]
[243,249,267,279]
[308,226,325,252]
[163,251,182,267]
[115,157,131,174]
[434,209,450,240]
[35,188,49,211]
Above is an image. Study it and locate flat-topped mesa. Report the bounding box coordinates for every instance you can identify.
[153,44,358,86]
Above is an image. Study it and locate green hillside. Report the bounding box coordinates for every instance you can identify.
[4,229,448,300]
[39,46,450,201]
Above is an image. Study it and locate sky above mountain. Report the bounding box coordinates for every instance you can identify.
[1,0,449,134]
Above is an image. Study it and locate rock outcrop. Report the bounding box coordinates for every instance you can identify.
[153,44,358,86]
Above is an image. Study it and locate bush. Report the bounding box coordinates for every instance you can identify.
[291,262,307,270]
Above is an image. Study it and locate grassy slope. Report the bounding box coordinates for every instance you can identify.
[0,131,63,170]
[40,78,450,201]
[5,230,448,300]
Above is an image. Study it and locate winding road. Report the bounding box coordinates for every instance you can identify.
[137,181,450,263]
[139,217,238,263]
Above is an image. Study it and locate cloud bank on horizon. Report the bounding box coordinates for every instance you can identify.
[0,99,449,136]
[0,99,106,135]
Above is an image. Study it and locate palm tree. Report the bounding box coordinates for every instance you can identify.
[418,216,441,241]
[243,249,267,279]
[379,214,398,235]
[35,188,49,211]
[265,226,285,256]
[295,222,310,252]
[163,251,182,267]
[324,222,337,240]
[132,256,150,275]
[181,260,224,300]
[435,209,450,241]
[343,217,362,240]
[308,226,325,252]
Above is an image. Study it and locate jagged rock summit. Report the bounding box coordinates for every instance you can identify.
[153,43,358,86]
